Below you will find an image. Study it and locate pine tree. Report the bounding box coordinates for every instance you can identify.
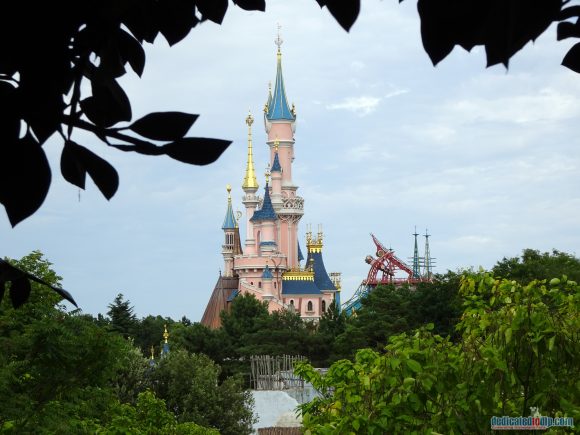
[107,293,137,339]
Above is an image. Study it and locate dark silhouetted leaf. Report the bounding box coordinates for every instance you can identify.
[119,29,146,77]
[197,0,228,24]
[10,277,31,309]
[232,0,265,12]
[0,81,20,139]
[129,112,198,141]
[418,0,457,66]
[0,258,78,307]
[162,137,231,165]
[323,0,359,32]
[158,0,198,46]
[0,133,51,226]
[61,140,87,189]
[0,280,5,305]
[111,143,165,156]
[62,141,119,200]
[81,78,132,127]
[557,21,580,41]
[562,42,580,73]
[122,1,160,44]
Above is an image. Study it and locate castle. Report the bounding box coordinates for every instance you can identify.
[201,34,340,329]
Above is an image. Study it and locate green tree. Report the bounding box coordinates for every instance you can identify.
[220,293,269,345]
[296,273,580,434]
[493,248,580,284]
[107,293,138,338]
[149,349,256,435]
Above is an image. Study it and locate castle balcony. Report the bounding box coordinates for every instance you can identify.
[277,195,304,218]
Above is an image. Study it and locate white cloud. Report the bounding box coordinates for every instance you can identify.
[326,96,381,116]
[446,88,580,125]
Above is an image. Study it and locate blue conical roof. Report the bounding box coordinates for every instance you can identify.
[306,251,337,292]
[250,183,277,222]
[271,151,282,172]
[266,51,295,121]
[222,193,236,230]
[262,265,274,279]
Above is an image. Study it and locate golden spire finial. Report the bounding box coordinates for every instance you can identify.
[226,184,232,201]
[163,324,169,344]
[274,137,279,152]
[242,110,258,190]
[150,345,155,360]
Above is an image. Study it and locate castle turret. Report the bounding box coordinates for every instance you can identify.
[242,112,259,254]
[222,185,237,277]
[264,29,303,268]
[250,171,278,255]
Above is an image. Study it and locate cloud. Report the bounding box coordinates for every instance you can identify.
[446,88,580,125]
[326,96,381,116]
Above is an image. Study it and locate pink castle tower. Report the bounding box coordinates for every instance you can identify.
[201,30,338,327]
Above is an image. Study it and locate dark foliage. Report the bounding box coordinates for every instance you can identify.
[492,248,580,284]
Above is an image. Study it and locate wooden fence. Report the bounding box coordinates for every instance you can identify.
[250,355,305,390]
[258,428,302,435]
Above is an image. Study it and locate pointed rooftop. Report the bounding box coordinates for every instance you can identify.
[222,185,237,230]
[250,180,277,222]
[271,139,282,172]
[266,28,295,122]
[242,111,259,190]
[306,228,337,292]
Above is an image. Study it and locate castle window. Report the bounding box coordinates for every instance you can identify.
[307,301,313,312]
[258,282,262,288]
[274,282,276,289]
[289,300,294,306]
[322,300,326,312]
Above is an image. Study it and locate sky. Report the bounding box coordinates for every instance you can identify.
[3,0,580,321]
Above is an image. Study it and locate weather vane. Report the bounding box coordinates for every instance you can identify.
[275,23,283,51]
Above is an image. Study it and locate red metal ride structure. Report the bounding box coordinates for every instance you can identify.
[364,233,423,285]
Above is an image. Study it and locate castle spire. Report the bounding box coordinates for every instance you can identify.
[162,324,170,355]
[243,111,258,190]
[222,184,236,230]
[266,25,295,121]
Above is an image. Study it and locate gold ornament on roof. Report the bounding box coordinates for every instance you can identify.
[163,324,169,344]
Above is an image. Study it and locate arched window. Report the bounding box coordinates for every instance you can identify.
[322,300,326,312]
[258,282,262,288]
[307,301,313,312]
[289,299,294,306]
[257,231,261,245]
[274,282,277,288]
